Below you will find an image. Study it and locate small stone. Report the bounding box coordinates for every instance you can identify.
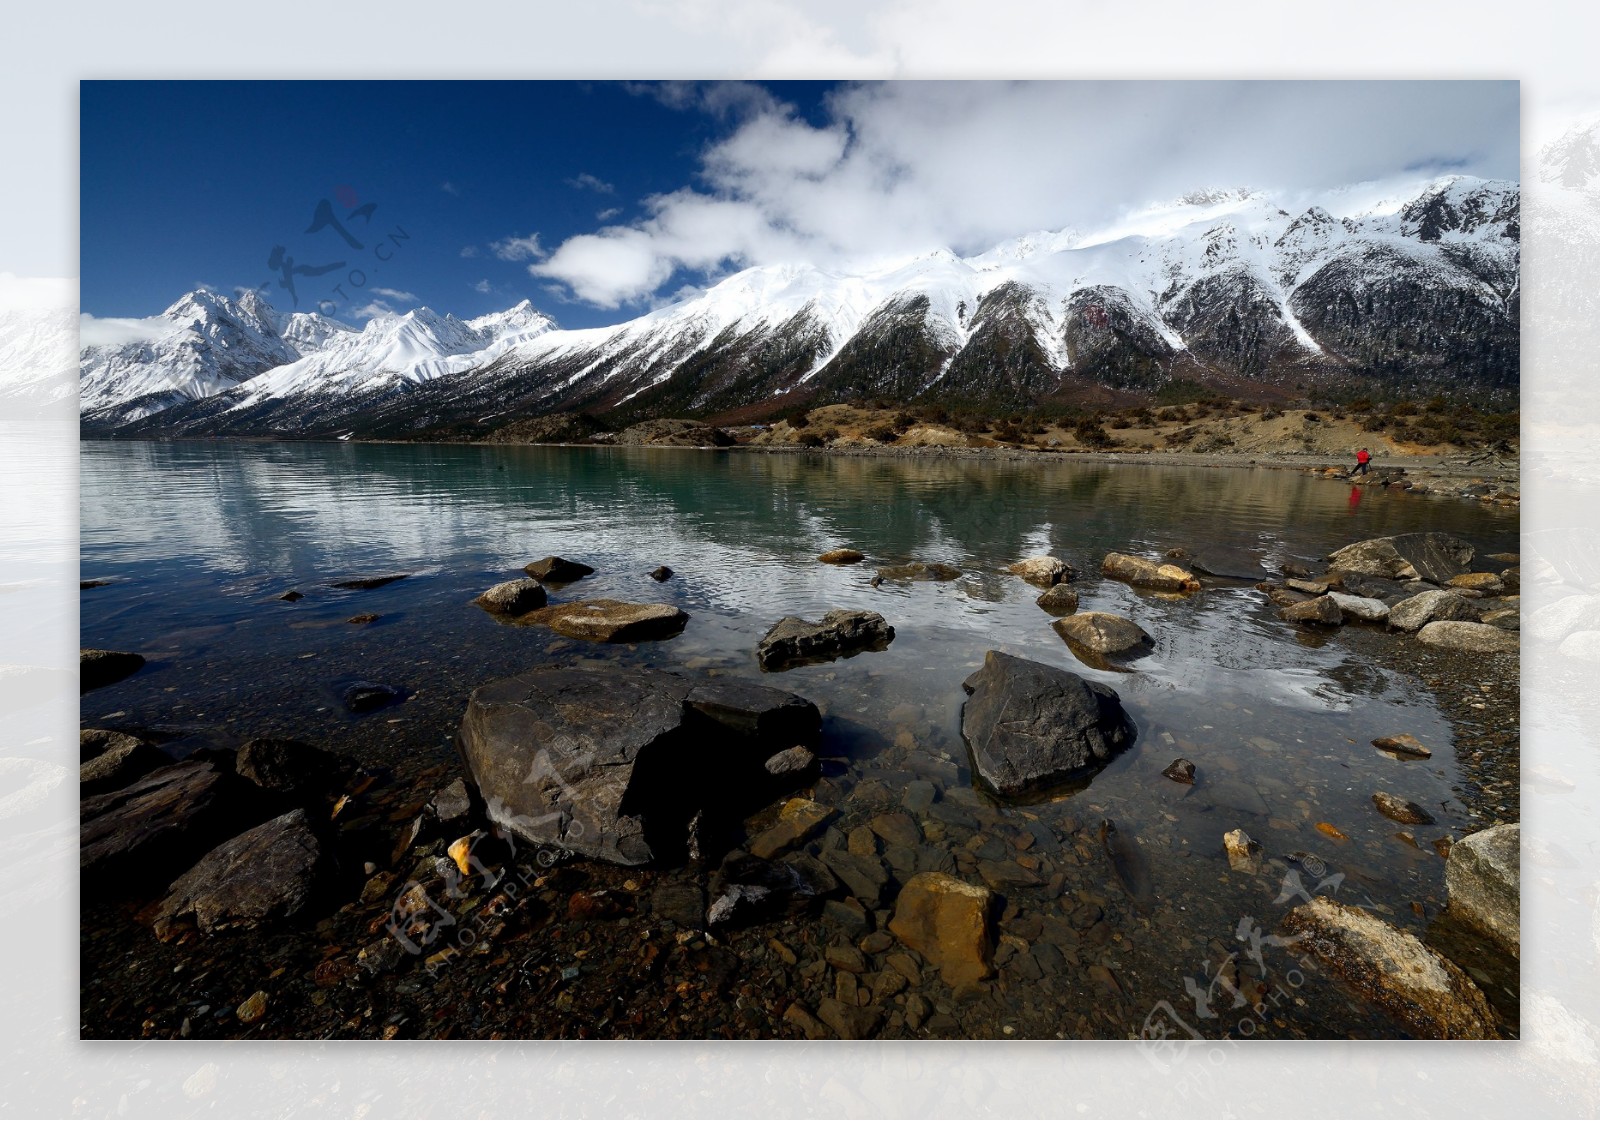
[523,556,594,583]
[748,799,834,860]
[1007,555,1074,587]
[1161,758,1196,784]
[902,780,936,815]
[1372,734,1432,759]
[783,1001,829,1039]
[1035,584,1080,615]
[818,548,865,565]
[816,997,882,1040]
[1223,828,1262,873]
[859,930,894,954]
[1280,595,1343,626]
[762,746,817,777]
[236,991,268,1024]
[347,613,379,625]
[1316,822,1349,842]
[825,944,868,973]
[648,566,674,582]
[473,577,547,615]
[868,812,922,849]
[1373,792,1435,825]
[887,872,995,987]
[768,937,798,965]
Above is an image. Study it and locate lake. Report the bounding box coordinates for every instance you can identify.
[79,440,1520,1038]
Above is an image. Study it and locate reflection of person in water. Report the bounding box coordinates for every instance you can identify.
[1349,485,1362,510]
[1350,447,1372,477]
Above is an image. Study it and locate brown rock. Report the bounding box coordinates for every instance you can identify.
[473,577,547,615]
[1007,555,1074,587]
[888,872,995,987]
[522,599,687,642]
[1161,758,1196,784]
[1051,611,1153,656]
[1373,734,1432,759]
[1100,552,1200,593]
[1280,595,1343,626]
[818,548,865,565]
[523,556,594,583]
[236,991,268,1024]
[747,798,834,860]
[1035,584,1080,615]
[1373,791,1435,825]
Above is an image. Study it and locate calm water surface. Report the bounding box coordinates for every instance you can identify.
[80,441,1519,1035]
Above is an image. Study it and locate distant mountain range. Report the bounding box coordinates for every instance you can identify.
[78,173,1521,439]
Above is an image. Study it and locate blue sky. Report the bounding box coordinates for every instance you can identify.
[81,80,1519,330]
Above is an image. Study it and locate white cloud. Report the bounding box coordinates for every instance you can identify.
[472,279,492,294]
[350,300,397,320]
[491,233,546,262]
[596,207,622,221]
[533,80,1521,308]
[459,245,479,258]
[78,312,168,347]
[441,181,460,196]
[565,172,615,194]
[1,274,74,312]
[370,287,417,302]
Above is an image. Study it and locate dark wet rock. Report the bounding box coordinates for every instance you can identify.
[874,561,960,582]
[330,573,409,590]
[1281,897,1496,1038]
[1388,589,1480,631]
[888,872,995,987]
[1161,758,1196,784]
[1051,611,1153,657]
[755,609,894,671]
[80,738,169,797]
[961,650,1136,795]
[523,556,594,583]
[1417,620,1519,654]
[80,727,144,763]
[816,996,882,1040]
[523,599,688,643]
[80,649,144,692]
[868,812,922,849]
[277,590,303,602]
[927,800,978,831]
[818,548,865,565]
[1034,584,1080,615]
[823,897,871,938]
[1006,555,1074,587]
[782,1002,830,1038]
[977,859,1041,890]
[1099,819,1154,909]
[708,852,834,925]
[1326,532,1474,585]
[747,798,835,860]
[1189,547,1266,581]
[81,578,112,589]
[648,566,674,582]
[687,681,821,744]
[473,577,547,615]
[356,937,407,978]
[650,881,706,928]
[825,943,868,973]
[1100,552,1200,593]
[902,780,936,815]
[1372,791,1435,825]
[152,808,324,938]
[1280,595,1343,626]
[1444,822,1519,957]
[235,738,341,796]
[342,681,401,713]
[81,760,249,885]
[762,746,817,777]
[1372,734,1433,759]
[346,613,379,625]
[429,777,473,826]
[819,848,890,908]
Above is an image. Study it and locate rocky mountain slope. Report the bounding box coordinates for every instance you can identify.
[82,174,1519,439]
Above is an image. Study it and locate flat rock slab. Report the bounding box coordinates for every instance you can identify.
[523,599,688,642]
[80,738,169,797]
[1417,620,1519,654]
[756,609,894,671]
[152,808,324,938]
[686,680,821,743]
[875,562,960,582]
[1281,897,1496,1038]
[235,738,341,795]
[523,556,595,583]
[1007,556,1074,587]
[1189,548,1266,581]
[1445,822,1519,958]
[1389,589,1479,631]
[1327,532,1474,584]
[961,650,1136,795]
[81,760,249,885]
[1100,552,1199,593]
[330,573,409,590]
[474,577,547,615]
[1329,592,1389,623]
[888,872,995,988]
[1052,611,1153,657]
[80,649,144,692]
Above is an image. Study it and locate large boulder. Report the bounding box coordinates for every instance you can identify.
[1445,823,1519,958]
[1100,552,1199,593]
[151,809,325,938]
[1526,594,1600,644]
[1326,532,1475,584]
[960,651,1136,795]
[81,760,251,885]
[235,738,342,796]
[1328,592,1390,624]
[80,728,143,763]
[888,872,996,987]
[1051,611,1153,657]
[80,737,168,797]
[1280,897,1496,1038]
[80,649,144,692]
[1388,589,1480,631]
[474,577,547,615]
[755,610,894,671]
[522,599,687,642]
[1417,621,1519,654]
[457,664,817,865]
[1006,556,1074,587]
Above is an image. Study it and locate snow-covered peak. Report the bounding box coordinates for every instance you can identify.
[282,310,357,353]
[466,298,557,338]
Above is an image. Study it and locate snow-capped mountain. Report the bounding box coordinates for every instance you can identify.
[83,174,1518,439]
[0,296,78,408]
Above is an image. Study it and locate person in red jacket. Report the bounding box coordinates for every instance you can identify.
[1351,447,1372,477]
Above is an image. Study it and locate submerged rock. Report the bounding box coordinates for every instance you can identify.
[1417,620,1518,654]
[1007,555,1074,587]
[1372,734,1432,759]
[1326,532,1474,584]
[1445,822,1519,958]
[1051,611,1153,657]
[755,609,894,671]
[1222,828,1262,873]
[1280,897,1496,1038]
[708,851,837,926]
[330,573,410,590]
[473,577,547,615]
[875,561,961,582]
[1035,584,1080,615]
[960,650,1136,795]
[152,808,324,938]
[523,556,595,583]
[342,681,401,713]
[1161,758,1196,784]
[1189,547,1266,581]
[818,548,865,565]
[648,566,674,582]
[1388,589,1479,631]
[685,680,821,743]
[80,649,145,692]
[888,872,995,988]
[747,798,834,860]
[1372,791,1435,825]
[523,599,688,643]
[1100,552,1200,593]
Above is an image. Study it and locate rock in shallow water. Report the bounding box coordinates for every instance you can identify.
[1280,595,1343,626]
[152,808,324,938]
[1034,584,1080,615]
[1326,532,1475,584]
[523,556,594,583]
[1051,611,1153,657]
[80,737,169,797]
[1007,555,1073,587]
[1372,791,1435,824]
[960,650,1136,795]
[1416,620,1519,654]
[473,577,547,615]
[523,599,688,643]
[1388,589,1479,632]
[755,609,894,671]
[1329,592,1389,623]
[342,681,401,713]
[888,872,995,988]
[1445,822,1519,958]
[80,649,145,692]
[1100,552,1199,593]
[818,548,864,565]
[1161,758,1196,784]
[1280,897,1496,1038]
[875,561,960,582]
